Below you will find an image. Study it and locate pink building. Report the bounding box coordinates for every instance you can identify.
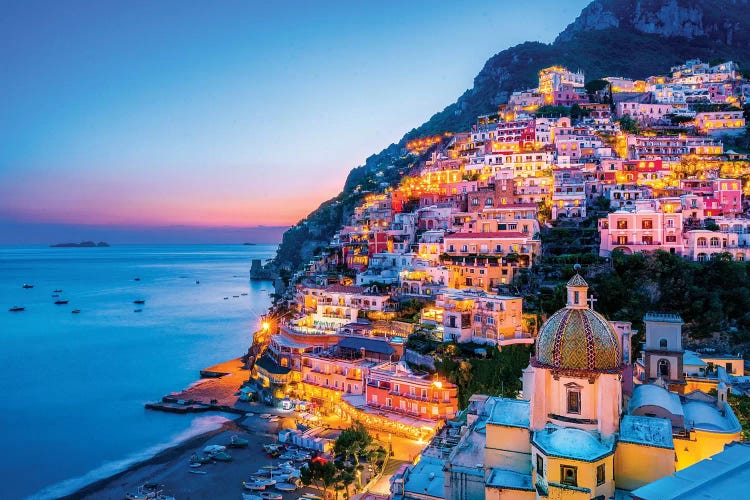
[599,202,684,256]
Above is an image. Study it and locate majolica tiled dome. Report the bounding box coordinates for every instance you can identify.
[535,274,621,372]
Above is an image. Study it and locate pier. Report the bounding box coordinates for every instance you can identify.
[145,357,255,415]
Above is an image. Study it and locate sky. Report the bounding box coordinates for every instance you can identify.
[0,0,590,243]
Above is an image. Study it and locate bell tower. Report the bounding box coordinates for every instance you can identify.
[642,312,685,391]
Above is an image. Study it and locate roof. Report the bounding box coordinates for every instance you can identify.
[631,442,750,499]
[445,231,528,239]
[619,415,674,449]
[629,384,684,417]
[643,312,683,324]
[566,273,588,287]
[486,468,534,491]
[255,354,291,375]
[403,457,445,499]
[535,307,621,372]
[487,398,530,429]
[324,284,365,294]
[338,336,395,356]
[683,401,741,434]
[683,350,708,367]
[532,426,614,462]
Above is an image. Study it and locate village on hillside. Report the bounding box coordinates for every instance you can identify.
[249,59,750,499]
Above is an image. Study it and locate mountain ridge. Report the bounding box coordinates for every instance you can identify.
[271,0,750,271]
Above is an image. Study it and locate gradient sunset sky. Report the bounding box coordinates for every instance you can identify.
[0,0,589,243]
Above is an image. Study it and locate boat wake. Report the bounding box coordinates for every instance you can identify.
[28,415,230,500]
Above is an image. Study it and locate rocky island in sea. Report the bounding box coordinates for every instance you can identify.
[50,241,110,248]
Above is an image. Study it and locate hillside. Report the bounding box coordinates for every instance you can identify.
[271,0,750,271]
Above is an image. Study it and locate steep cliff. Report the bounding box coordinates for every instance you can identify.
[271,0,750,271]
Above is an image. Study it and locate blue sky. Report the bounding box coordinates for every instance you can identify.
[0,0,589,242]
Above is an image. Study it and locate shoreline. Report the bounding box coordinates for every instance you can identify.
[58,422,235,500]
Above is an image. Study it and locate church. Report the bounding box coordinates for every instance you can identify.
[391,271,742,500]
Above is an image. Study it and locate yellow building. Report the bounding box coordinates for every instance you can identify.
[426,271,742,500]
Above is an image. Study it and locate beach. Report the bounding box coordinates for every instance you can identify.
[67,412,307,500]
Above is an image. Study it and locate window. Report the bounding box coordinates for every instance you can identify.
[666,235,676,243]
[659,338,668,349]
[394,383,400,394]
[574,291,580,305]
[461,245,468,252]
[567,389,581,414]
[596,464,606,486]
[487,317,495,325]
[536,455,544,476]
[561,465,578,486]
[617,220,628,229]
[658,358,670,378]
[642,219,653,229]
[448,244,455,252]
[385,397,392,408]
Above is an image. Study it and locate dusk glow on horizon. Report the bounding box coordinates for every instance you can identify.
[0,0,589,242]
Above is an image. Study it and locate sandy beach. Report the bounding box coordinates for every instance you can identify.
[64,411,314,500]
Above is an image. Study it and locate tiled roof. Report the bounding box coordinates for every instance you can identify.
[338,336,394,355]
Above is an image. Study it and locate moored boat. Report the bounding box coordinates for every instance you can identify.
[9,306,25,312]
[22,284,33,289]
[72,309,81,314]
[133,299,145,304]
[54,300,69,305]
[228,434,249,448]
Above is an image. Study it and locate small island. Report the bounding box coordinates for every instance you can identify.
[50,241,110,248]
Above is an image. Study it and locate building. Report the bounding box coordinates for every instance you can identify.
[598,204,684,256]
[694,110,746,136]
[402,273,742,500]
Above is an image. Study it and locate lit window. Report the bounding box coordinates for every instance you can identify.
[596,464,605,486]
[567,389,581,414]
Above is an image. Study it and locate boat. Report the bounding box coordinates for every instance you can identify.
[9,306,25,312]
[223,297,228,300]
[72,309,81,314]
[134,309,143,312]
[241,293,248,296]
[54,300,69,305]
[22,284,33,289]
[227,435,249,448]
[242,481,266,491]
[188,470,207,475]
[189,462,202,468]
[242,494,263,500]
[196,280,200,284]
[53,289,62,293]
[259,413,272,419]
[189,453,213,465]
[274,482,297,492]
[134,277,141,281]
[259,492,283,500]
[51,294,59,298]
[125,484,173,500]
[212,451,232,462]
[133,299,145,304]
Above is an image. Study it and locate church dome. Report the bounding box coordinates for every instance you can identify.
[535,273,621,372]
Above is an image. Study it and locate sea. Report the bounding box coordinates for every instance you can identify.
[0,244,277,499]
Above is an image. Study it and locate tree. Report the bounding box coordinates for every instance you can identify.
[618,114,639,134]
[585,79,609,94]
[333,422,372,468]
[301,459,338,499]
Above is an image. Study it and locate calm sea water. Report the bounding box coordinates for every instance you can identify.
[0,245,276,499]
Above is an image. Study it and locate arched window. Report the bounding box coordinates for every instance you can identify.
[697,237,707,247]
[710,237,720,248]
[737,253,745,262]
[659,338,668,349]
[658,358,671,378]
[697,253,708,262]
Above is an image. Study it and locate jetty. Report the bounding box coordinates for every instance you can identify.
[146,358,253,415]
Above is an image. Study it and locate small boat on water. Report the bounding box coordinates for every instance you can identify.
[9,306,25,312]
[134,308,143,312]
[72,309,81,314]
[242,494,263,500]
[233,295,240,298]
[223,297,228,300]
[241,292,248,296]
[188,469,207,475]
[22,284,33,289]
[54,300,69,305]
[53,289,62,293]
[134,277,141,281]
[133,299,145,304]
[196,280,200,284]
[212,450,232,462]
